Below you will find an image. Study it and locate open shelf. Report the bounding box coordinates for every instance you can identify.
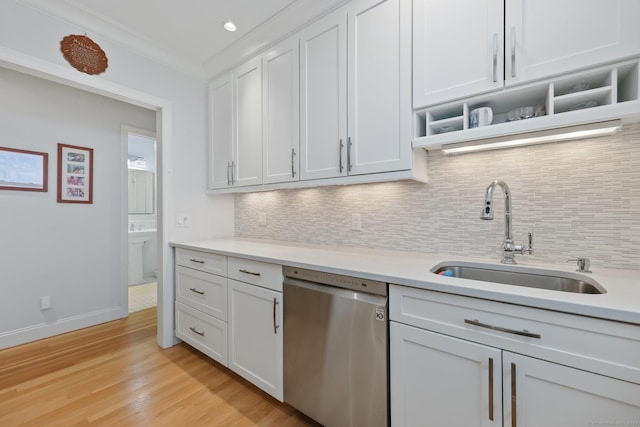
[413,59,640,150]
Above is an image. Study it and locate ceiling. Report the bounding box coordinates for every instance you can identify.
[20,0,346,78]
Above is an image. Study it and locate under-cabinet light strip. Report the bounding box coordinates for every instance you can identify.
[441,120,621,155]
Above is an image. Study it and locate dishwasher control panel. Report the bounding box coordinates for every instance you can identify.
[283,266,388,297]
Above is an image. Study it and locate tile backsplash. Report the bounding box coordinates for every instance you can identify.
[235,120,640,270]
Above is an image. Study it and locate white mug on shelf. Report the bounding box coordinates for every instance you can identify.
[470,107,493,128]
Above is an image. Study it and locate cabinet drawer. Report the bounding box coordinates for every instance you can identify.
[175,248,227,276]
[390,285,640,384]
[228,257,283,292]
[175,301,228,366]
[176,266,227,321]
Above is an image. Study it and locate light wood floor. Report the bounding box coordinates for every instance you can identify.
[0,308,320,427]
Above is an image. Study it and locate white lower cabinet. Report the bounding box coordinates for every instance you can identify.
[391,322,502,427]
[174,249,284,401]
[504,352,640,426]
[228,279,283,401]
[389,285,640,427]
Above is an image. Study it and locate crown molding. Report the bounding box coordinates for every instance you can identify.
[16,0,207,80]
[203,0,349,79]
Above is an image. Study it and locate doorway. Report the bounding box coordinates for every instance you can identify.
[125,128,158,314]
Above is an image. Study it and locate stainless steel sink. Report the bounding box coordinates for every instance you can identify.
[431,262,606,294]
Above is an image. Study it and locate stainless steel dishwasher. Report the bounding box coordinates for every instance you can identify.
[283,266,388,427]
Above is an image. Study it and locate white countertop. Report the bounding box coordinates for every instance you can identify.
[171,238,640,325]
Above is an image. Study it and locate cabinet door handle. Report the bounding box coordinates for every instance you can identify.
[347,136,353,172]
[189,326,205,337]
[291,148,297,177]
[339,139,344,173]
[230,161,236,185]
[511,362,517,427]
[510,26,516,78]
[464,319,541,339]
[492,33,498,83]
[488,357,494,421]
[226,161,231,185]
[189,258,205,264]
[273,297,280,334]
[189,287,205,295]
[238,269,261,276]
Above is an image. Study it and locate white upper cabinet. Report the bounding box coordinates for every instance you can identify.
[413,0,505,108]
[207,75,233,190]
[299,11,348,181]
[506,0,640,86]
[348,0,412,175]
[208,58,262,189]
[262,38,300,184]
[233,58,263,187]
[413,0,640,109]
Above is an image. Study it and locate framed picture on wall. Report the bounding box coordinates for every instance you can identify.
[57,143,93,204]
[0,146,48,192]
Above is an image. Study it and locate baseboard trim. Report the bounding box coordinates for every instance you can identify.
[0,306,126,350]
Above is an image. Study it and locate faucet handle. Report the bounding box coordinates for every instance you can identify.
[568,257,592,273]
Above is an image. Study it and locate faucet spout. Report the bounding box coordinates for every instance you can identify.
[481,180,532,264]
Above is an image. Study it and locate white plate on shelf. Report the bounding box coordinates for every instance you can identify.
[569,100,597,111]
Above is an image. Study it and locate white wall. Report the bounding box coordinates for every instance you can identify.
[0,67,155,347]
[0,0,235,348]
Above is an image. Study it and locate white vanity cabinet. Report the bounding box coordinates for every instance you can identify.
[389,285,640,427]
[413,0,640,109]
[207,58,262,190]
[227,257,283,401]
[174,249,284,401]
[262,38,300,185]
[299,0,414,180]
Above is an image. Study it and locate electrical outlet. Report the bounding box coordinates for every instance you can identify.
[351,213,362,231]
[40,296,51,310]
[258,212,267,226]
[176,214,191,227]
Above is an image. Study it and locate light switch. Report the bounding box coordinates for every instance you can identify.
[259,212,267,226]
[176,214,191,227]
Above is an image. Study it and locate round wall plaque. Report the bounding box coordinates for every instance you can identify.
[60,35,108,75]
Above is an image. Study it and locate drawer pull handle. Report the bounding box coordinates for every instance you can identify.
[189,258,205,264]
[488,357,494,421]
[189,326,205,337]
[464,319,541,339]
[273,298,280,334]
[239,269,261,276]
[189,287,205,295]
[511,362,517,427]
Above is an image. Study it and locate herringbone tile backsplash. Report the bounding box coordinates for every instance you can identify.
[235,120,640,270]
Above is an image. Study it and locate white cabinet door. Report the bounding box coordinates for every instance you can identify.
[262,38,300,184]
[413,0,504,108]
[299,10,348,180]
[504,352,640,427]
[390,322,503,427]
[233,58,263,187]
[227,279,283,401]
[207,75,233,189]
[506,0,640,85]
[347,0,412,175]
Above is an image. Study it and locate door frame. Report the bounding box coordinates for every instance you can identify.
[0,46,176,348]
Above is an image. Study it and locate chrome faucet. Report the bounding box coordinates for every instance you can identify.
[480,180,534,264]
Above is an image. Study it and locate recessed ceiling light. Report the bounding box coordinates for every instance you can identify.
[223,21,237,32]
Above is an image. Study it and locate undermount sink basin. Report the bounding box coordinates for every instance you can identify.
[431,262,606,294]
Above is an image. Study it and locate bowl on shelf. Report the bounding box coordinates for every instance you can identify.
[506,105,545,121]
